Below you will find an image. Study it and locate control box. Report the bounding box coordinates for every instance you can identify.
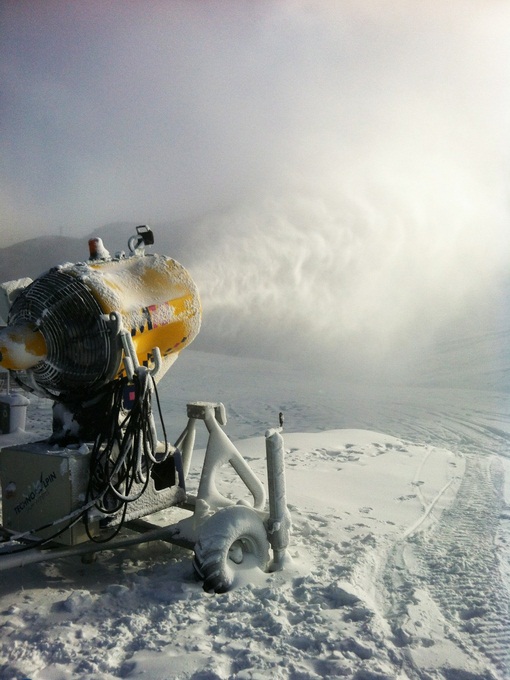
[0,441,95,546]
[0,441,185,546]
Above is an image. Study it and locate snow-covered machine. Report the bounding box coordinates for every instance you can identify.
[0,226,291,592]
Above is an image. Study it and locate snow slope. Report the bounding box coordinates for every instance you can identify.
[0,350,509,680]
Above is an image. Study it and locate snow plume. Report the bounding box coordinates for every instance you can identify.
[168,1,510,380]
[188,169,509,380]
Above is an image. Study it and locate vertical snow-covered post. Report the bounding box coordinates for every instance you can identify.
[265,427,291,571]
[0,390,30,433]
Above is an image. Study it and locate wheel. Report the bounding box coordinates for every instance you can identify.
[193,505,270,593]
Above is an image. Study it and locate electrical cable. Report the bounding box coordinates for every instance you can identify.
[152,374,169,458]
[0,493,103,555]
[0,369,173,554]
[84,368,166,543]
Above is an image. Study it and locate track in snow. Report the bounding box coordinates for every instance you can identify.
[382,452,510,679]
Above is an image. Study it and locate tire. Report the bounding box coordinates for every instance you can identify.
[193,505,270,593]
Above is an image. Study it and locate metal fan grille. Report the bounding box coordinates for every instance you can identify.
[8,269,115,395]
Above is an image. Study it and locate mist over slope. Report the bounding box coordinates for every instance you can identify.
[1,218,508,391]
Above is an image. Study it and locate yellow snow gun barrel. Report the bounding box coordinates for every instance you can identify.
[1,228,201,399]
[85,251,202,379]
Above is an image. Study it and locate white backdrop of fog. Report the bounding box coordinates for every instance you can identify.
[1,1,509,380]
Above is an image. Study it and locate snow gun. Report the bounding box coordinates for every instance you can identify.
[0,225,201,442]
[0,226,291,592]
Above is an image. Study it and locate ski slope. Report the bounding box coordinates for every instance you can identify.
[0,348,509,680]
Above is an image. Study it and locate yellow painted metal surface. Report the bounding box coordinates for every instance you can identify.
[0,324,47,370]
[84,253,201,372]
[0,252,201,377]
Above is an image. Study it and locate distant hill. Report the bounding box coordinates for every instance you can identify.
[0,221,193,283]
[0,234,87,281]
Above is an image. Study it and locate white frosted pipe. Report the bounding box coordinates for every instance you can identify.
[265,427,292,571]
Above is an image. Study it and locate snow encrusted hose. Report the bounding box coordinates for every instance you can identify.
[193,505,270,594]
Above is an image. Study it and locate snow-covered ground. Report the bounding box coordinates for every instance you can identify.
[0,349,509,680]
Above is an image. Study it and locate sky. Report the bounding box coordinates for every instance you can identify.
[1,0,510,379]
